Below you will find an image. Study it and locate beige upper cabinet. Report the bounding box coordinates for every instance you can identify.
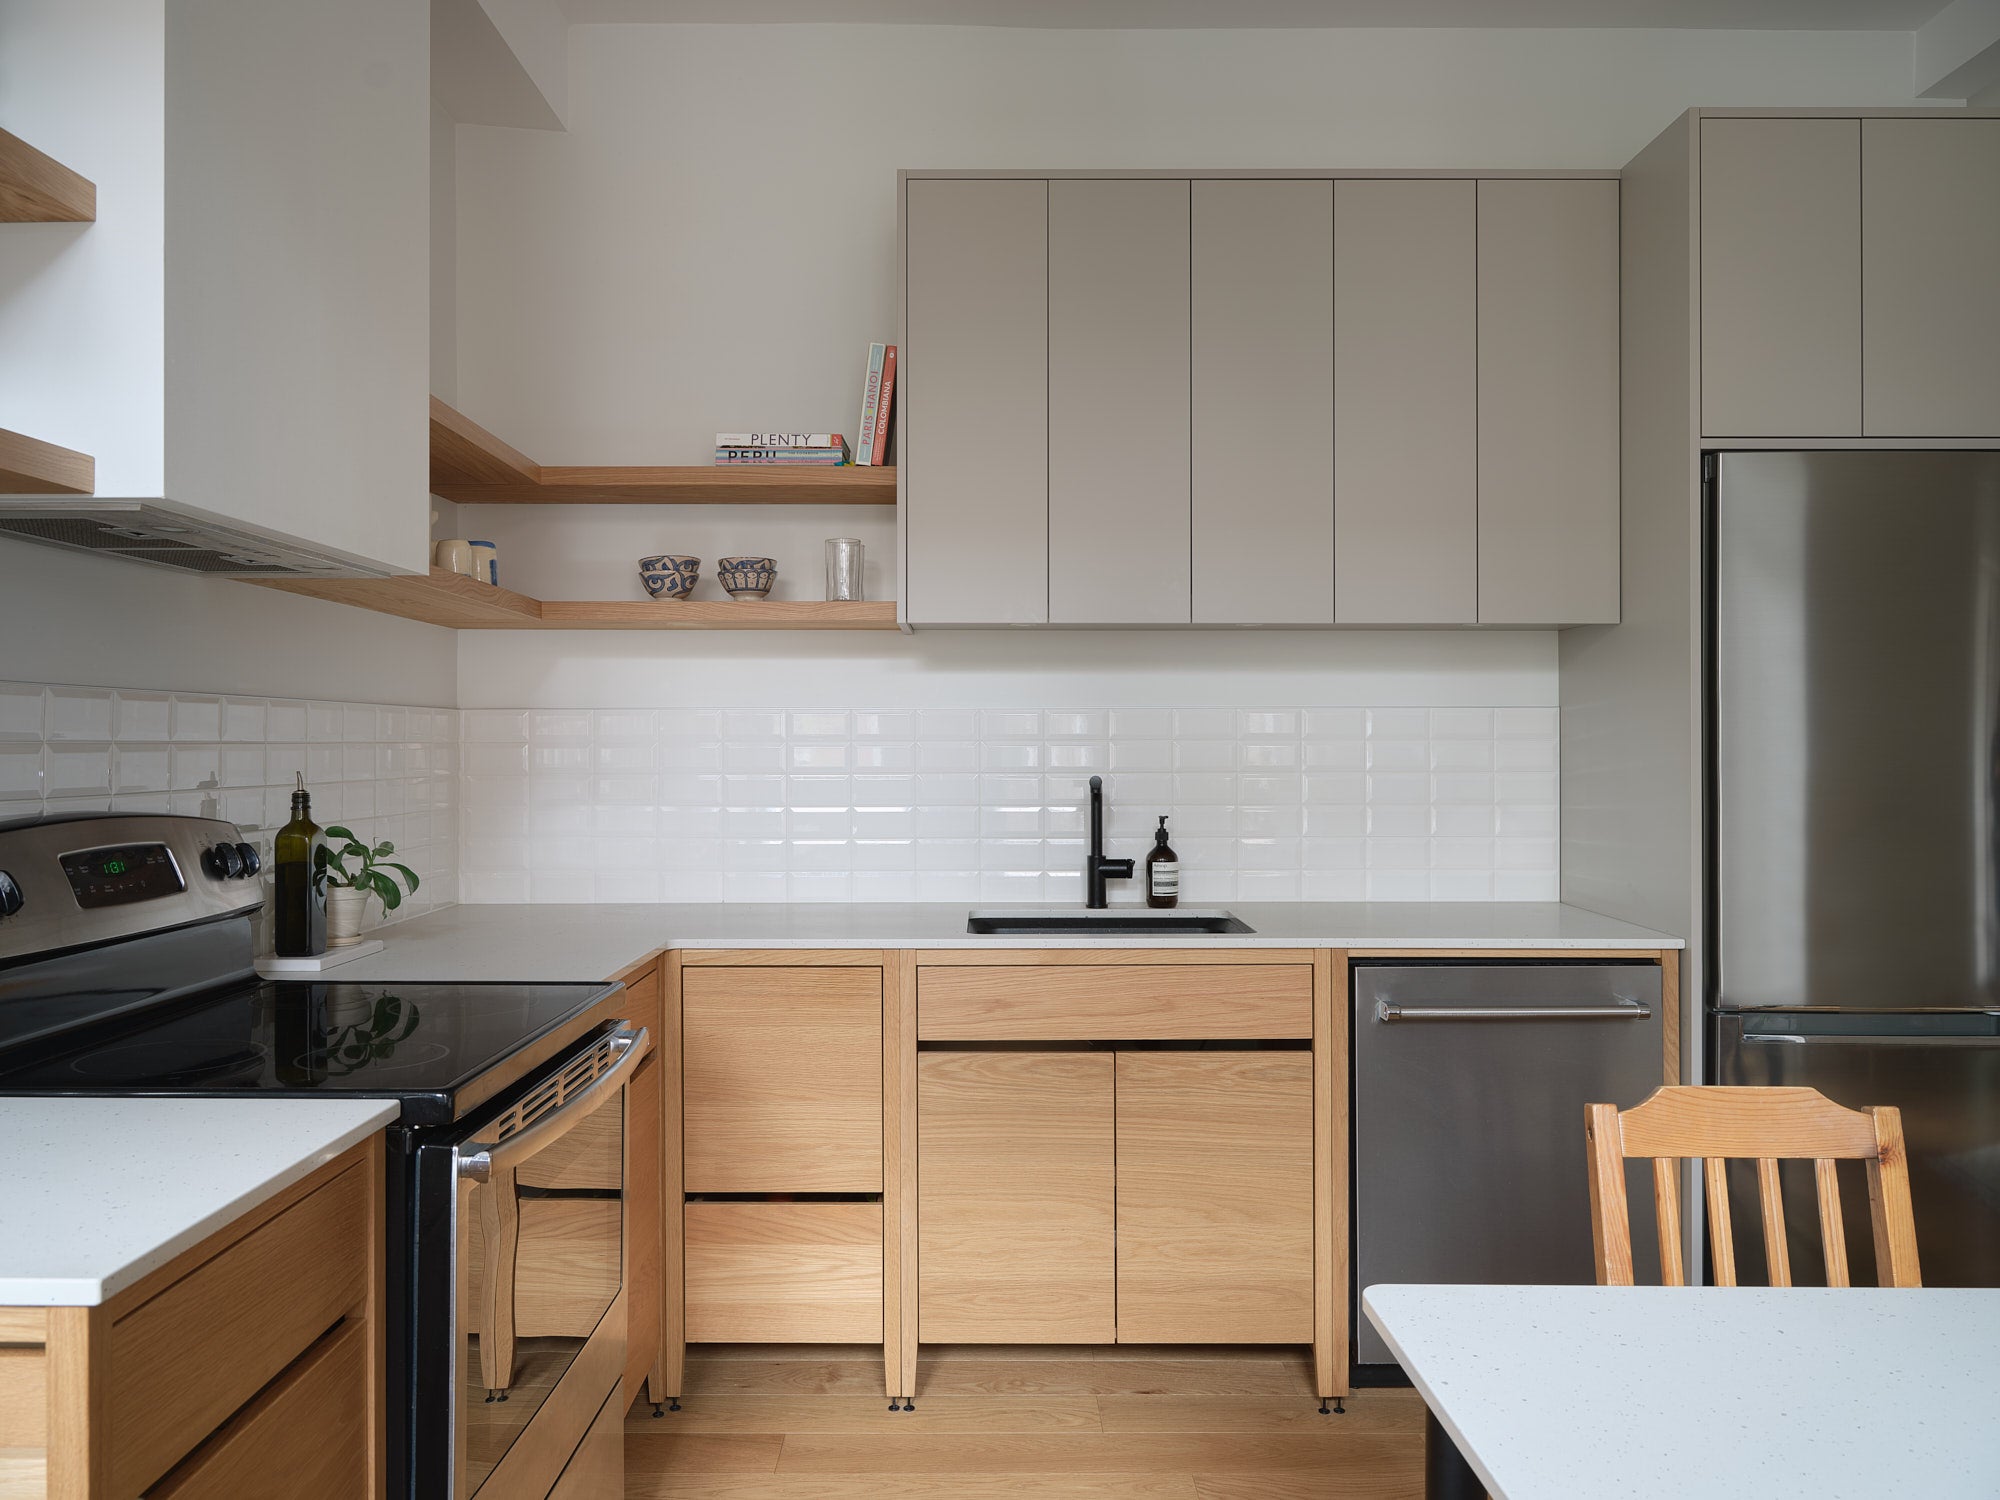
[903,178,1050,625]
[1477,179,1621,626]
[1334,179,1478,625]
[1862,119,2000,438]
[1699,118,1863,437]
[1048,180,1193,624]
[1191,180,1335,624]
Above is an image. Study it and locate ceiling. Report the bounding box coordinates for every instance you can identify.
[554,0,1952,29]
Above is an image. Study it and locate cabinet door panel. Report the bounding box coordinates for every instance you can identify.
[905,179,1049,624]
[1192,179,1334,624]
[1334,179,1476,624]
[1863,119,2000,437]
[1049,179,1192,624]
[1477,179,1620,626]
[1115,1051,1315,1344]
[918,1051,1115,1342]
[683,967,882,1192]
[1700,118,1861,437]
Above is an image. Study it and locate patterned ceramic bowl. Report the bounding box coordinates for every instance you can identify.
[716,556,777,600]
[638,554,700,599]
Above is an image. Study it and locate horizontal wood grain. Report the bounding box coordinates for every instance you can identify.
[919,1052,1116,1343]
[623,1393,1096,1434]
[537,600,897,630]
[684,966,883,1193]
[0,427,93,495]
[1615,1085,1881,1159]
[254,567,542,626]
[918,965,1312,1041]
[147,1320,367,1500]
[685,1204,884,1344]
[626,1475,1202,1500]
[0,1348,41,1450]
[0,1316,42,1347]
[428,397,895,505]
[0,128,94,221]
[105,1160,368,1496]
[915,949,1317,967]
[770,1431,1418,1476]
[681,950,890,967]
[1115,1053,1315,1344]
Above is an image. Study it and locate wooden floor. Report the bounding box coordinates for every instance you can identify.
[624,1344,1425,1499]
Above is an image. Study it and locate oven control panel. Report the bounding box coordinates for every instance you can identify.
[59,843,188,909]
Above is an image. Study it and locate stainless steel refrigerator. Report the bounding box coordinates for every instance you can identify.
[1710,450,2000,1287]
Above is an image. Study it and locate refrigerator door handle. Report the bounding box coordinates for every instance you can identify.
[1376,1000,1650,1022]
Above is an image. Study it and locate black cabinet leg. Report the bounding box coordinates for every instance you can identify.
[1425,1407,1482,1500]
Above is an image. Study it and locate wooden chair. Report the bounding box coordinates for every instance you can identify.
[1584,1085,1922,1288]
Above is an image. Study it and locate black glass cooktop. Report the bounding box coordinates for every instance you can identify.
[0,978,617,1125]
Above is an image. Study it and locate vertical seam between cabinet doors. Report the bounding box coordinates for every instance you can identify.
[1187,178,1194,623]
[1856,120,1865,435]
[1110,1046,1119,1342]
[1045,178,1053,623]
[1330,182,1338,620]
[1473,178,1481,624]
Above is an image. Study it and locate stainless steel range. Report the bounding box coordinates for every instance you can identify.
[0,811,648,1497]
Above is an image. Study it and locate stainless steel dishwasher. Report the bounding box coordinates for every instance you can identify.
[1352,959,1667,1368]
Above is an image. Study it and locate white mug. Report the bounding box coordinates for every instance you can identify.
[433,539,479,579]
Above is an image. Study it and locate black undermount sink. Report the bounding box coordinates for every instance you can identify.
[964,908,1255,935]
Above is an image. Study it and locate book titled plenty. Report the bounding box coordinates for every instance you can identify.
[714,433,850,466]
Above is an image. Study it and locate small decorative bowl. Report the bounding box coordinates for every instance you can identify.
[638,554,700,599]
[717,556,777,600]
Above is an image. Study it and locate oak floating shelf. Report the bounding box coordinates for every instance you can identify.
[430,397,896,506]
[256,567,899,632]
[0,127,95,222]
[0,426,93,494]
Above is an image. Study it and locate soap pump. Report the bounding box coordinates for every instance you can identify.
[1146,815,1180,909]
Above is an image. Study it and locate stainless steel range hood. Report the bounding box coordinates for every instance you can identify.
[0,499,389,578]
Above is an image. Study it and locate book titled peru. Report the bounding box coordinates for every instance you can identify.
[714,432,850,465]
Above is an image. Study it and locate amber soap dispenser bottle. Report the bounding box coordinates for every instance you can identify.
[1146,815,1180,909]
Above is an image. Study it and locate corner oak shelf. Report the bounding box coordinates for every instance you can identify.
[0,426,93,494]
[259,568,899,631]
[0,127,95,222]
[429,397,896,505]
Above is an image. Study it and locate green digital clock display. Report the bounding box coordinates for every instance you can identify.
[100,857,129,876]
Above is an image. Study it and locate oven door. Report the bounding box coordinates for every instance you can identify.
[409,1022,649,1500]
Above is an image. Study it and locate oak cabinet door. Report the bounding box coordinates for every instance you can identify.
[904,178,1050,624]
[1192,179,1335,624]
[1114,1051,1315,1343]
[1863,119,2000,437]
[1333,179,1477,624]
[1048,178,1193,624]
[1699,118,1862,437]
[1476,179,1620,626]
[918,1051,1116,1342]
[682,966,883,1192]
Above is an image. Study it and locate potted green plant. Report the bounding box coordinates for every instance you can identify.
[317,826,421,947]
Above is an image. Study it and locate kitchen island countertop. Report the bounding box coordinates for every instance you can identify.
[333,901,1680,985]
[0,1097,398,1306]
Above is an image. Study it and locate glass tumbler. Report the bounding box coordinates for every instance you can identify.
[825,538,865,601]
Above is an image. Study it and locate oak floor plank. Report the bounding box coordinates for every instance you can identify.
[772,1432,1417,1475]
[1096,1392,1424,1435]
[625,1394,1098,1434]
[676,1358,890,1396]
[1193,1471,1423,1500]
[625,1433,786,1479]
[629,1478,1201,1499]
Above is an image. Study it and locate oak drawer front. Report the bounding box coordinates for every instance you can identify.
[683,1202,883,1343]
[146,1319,367,1500]
[110,1162,369,1496]
[684,966,883,1192]
[918,964,1312,1040]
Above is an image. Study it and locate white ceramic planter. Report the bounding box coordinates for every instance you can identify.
[326,885,371,947]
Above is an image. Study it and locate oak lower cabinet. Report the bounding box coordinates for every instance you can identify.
[917,1049,1312,1346]
[0,1138,383,1500]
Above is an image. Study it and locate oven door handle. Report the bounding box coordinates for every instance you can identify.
[455,1025,650,1184]
[1375,1000,1651,1021]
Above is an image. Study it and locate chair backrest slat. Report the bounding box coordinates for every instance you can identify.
[1652,1157,1684,1287]
[1703,1157,1738,1286]
[1586,1086,1922,1289]
[1815,1157,1850,1288]
[1755,1157,1791,1287]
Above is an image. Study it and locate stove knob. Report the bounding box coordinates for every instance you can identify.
[0,871,22,918]
[202,842,245,880]
[233,842,261,878]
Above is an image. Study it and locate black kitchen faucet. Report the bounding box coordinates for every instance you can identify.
[1084,775,1135,908]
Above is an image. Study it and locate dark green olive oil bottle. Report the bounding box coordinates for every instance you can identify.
[273,774,327,956]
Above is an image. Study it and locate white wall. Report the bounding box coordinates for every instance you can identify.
[451,22,1930,466]
[0,0,166,497]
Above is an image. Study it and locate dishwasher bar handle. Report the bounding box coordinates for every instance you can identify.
[1375,999,1651,1022]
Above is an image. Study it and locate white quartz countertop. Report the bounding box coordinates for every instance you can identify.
[0,1098,398,1307]
[1364,1284,2000,1499]
[332,901,1679,983]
